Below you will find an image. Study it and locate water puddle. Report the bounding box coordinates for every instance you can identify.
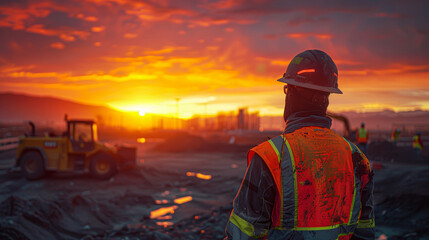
[186,171,212,180]
[157,215,172,220]
[161,190,170,196]
[156,221,174,227]
[150,195,193,227]
[155,199,169,204]
[174,196,192,204]
[196,173,212,180]
[150,205,178,219]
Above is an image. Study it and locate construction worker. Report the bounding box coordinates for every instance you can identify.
[413,131,423,157]
[225,50,374,239]
[392,128,401,146]
[356,122,369,155]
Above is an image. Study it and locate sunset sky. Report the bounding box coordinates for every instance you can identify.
[1,0,428,118]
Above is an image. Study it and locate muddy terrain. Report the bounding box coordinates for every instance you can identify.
[0,138,428,240]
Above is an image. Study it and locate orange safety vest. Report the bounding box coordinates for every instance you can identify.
[356,127,368,144]
[247,126,373,239]
[413,135,423,150]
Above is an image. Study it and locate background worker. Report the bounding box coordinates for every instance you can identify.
[392,128,401,146]
[225,50,374,239]
[356,122,369,155]
[413,131,423,157]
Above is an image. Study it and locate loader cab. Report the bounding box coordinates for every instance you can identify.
[68,120,98,152]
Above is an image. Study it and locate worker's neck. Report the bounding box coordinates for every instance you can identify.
[284,111,331,134]
[289,110,326,118]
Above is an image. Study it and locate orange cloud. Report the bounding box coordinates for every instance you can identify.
[125,4,196,22]
[340,70,367,76]
[0,64,35,73]
[50,42,65,49]
[84,16,98,22]
[69,30,90,40]
[27,24,57,36]
[188,18,256,28]
[104,55,164,63]
[25,24,90,42]
[2,81,100,91]
[60,34,76,42]
[91,26,105,32]
[264,34,278,40]
[340,64,429,76]
[270,60,289,66]
[287,33,333,40]
[144,46,187,55]
[7,71,65,78]
[335,59,363,66]
[200,0,243,9]
[0,4,51,30]
[76,13,99,22]
[206,46,219,51]
[123,33,138,38]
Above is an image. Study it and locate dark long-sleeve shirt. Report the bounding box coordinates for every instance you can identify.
[225,154,275,239]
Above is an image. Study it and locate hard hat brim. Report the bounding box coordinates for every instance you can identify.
[277,77,343,94]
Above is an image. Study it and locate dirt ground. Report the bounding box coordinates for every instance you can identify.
[0,139,428,240]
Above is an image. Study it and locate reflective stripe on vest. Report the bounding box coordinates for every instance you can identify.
[248,127,362,238]
[392,131,400,141]
[357,128,368,143]
[228,210,269,238]
[413,135,423,150]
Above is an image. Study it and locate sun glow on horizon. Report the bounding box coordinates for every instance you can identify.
[0,0,428,124]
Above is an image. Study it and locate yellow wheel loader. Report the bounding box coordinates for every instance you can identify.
[15,118,136,180]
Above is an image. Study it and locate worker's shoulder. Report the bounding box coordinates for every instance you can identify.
[250,135,284,152]
[341,137,361,154]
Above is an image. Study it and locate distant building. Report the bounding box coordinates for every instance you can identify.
[185,107,260,131]
[237,108,248,130]
[217,111,236,131]
[248,112,260,130]
[237,107,260,130]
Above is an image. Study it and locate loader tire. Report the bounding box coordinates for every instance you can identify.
[90,153,116,180]
[20,151,45,180]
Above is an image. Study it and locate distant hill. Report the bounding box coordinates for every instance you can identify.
[0,92,179,132]
[0,92,121,126]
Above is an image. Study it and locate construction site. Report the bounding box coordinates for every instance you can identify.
[1,0,429,239]
[0,107,428,240]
